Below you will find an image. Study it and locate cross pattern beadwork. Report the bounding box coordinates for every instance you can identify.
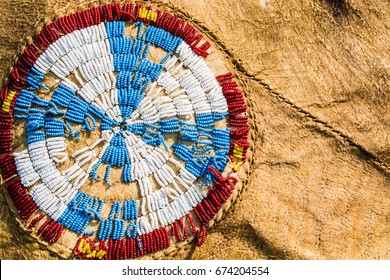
[0,3,250,259]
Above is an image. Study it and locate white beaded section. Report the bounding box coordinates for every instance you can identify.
[137,184,206,234]
[154,96,176,119]
[30,183,69,221]
[13,150,41,187]
[78,71,116,103]
[46,137,68,164]
[33,23,107,74]
[91,88,122,123]
[175,42,219,92]
[175,42,228,115]
[34,23,121,125]
[177,69,212,115]
[124,132,166,184]
[25,140,90,220]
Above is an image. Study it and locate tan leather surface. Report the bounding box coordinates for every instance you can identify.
[0,0,389,260]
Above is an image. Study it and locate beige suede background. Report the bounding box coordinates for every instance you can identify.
[0,0,389,260]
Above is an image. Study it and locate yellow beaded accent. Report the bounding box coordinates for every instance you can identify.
[2,90,16,112]
[77,239,85,252]
[96,249,107,260]
[82,242,91,254]
[232,144,245,171]
[138,7,158,22]
[233,143,244,160]
[76,238,107,259]
[86,250,96,259]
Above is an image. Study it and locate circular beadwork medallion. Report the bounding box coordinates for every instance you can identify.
[0,3,250,259]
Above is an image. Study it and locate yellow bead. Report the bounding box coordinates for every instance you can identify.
[77,239,85,252]
[87,250,96,259]
[2,90,16,112]
[96,249,106,259]
[82,242,91,254]
[233,161,243,171]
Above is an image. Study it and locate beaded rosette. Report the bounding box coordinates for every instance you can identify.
[0,3,250,259]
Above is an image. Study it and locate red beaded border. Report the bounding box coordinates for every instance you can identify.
[216,73,250,171]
